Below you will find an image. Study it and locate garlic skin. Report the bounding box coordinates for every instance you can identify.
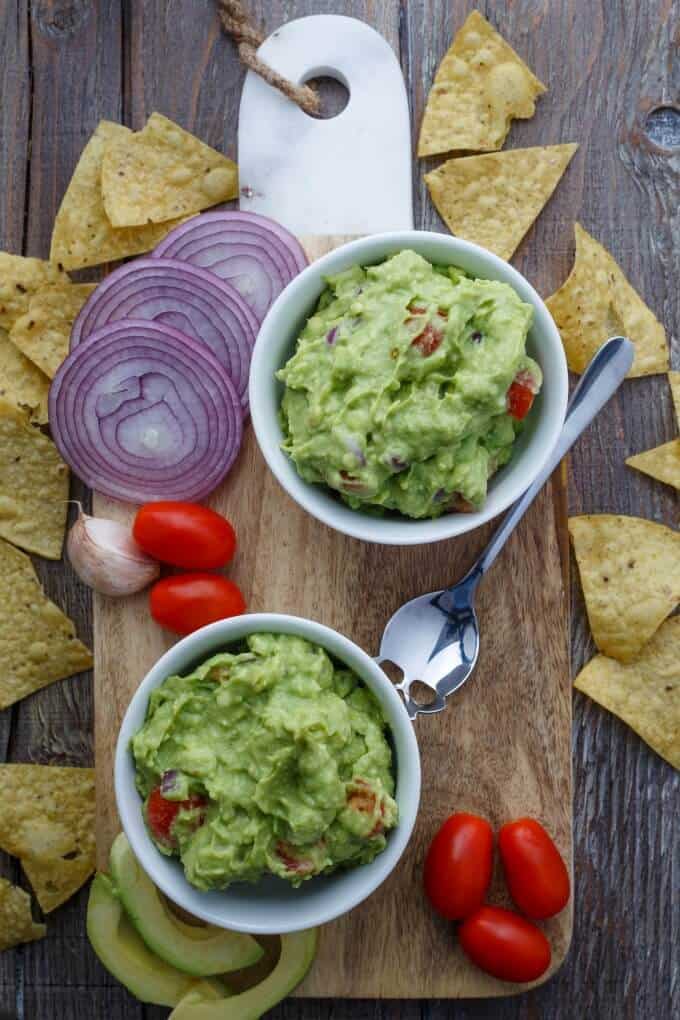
[67,509,160,596]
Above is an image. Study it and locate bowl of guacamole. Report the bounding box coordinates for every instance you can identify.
[250,233,568,545]
[115,614,420,934]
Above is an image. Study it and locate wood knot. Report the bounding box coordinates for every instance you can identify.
[33,0,92,39]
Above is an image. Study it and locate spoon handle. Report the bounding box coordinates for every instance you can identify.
[464,336,634,583]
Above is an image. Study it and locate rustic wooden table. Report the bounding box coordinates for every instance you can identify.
[1,2,678,1018]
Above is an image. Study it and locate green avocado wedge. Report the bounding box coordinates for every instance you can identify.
[87,873,197,1007]
[109,833,263,976]
[168,928,318,1019]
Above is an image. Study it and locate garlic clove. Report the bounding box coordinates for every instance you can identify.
[67,509,160,597]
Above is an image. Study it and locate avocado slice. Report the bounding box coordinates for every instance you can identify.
[168,928,318,1019]
[87,873,196,1007]
[109,833,263,976]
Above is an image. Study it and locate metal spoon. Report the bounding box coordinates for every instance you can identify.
[376,336,634,720]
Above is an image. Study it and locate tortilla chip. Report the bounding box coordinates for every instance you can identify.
[0,765,95,912]
[625,373,680,491]
[50,121,189,271]
[417,11,546,157]
[569,515,680,662]
[0,329,50,424]
[0,399,69,559]
[626,440,680,491]
[9,284,96,377]
[575,616,679,770]
[425,144,577,261]
[101,113,238,227]
[0,539,92,710]
[0,877,46,950]
[0,254,67,333]
[546,224,668,377]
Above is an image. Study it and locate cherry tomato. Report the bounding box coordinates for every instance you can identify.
[149,573,246,635]
[133,502,236,569]
[146,787,206,849]
[459,906,551,983]
[411,322,444,357]
[423,812,494,920]
[498,818,570,919]
[506,369,538,420]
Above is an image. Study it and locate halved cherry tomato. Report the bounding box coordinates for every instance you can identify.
[423,812,493,920]
[149,573,246,635]
[459,905,551,983]
[506,369,538,420]
[146,787,207,849]
[499,818,570,919]
[133,502,236,569]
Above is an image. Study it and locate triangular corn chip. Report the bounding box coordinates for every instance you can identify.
[425,144,577,260]
[9,283,95,377]
[0,398,69,559]
[569,515,680,662]
[0,253,67,332]
[0,539,92,710]
[0,765,95,912]
[574,616,679,770]
[626,373,680,491]
[101,113,238,227]
[546,224,668,377]
[0,329,50,424]
[626,441,680,491]
[50,121,189,271]
[418,10,546,157]
[0,877,46,949]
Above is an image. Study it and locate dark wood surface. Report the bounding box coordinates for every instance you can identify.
[0,1,677,1017]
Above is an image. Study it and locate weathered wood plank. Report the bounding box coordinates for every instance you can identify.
[0,0,30,764]
[1,2,124,1019]
[0,0,31,1008]
[25,987,144,1020]
[565,4,678,1020]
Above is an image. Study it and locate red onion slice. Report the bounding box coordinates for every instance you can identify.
[153,211,307,322]
[50,320,243,504]
[70,258,258,412]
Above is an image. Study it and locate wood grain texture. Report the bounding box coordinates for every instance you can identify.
[0,0,30,774]
[1,0,677,1017]
[0,5,30,1008]
[0,2,123,1018]
[94,233,572,999]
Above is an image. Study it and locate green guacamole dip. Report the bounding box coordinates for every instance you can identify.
[132,633,398,889]
[278,250,542,518]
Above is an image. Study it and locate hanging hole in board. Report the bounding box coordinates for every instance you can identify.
[643,105,680,152]
[302,73,350,119]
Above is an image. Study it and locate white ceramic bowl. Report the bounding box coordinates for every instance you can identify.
[115,613,421,934]
[250,231,568,545]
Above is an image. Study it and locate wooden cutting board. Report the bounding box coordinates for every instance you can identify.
[94,236,572,1000]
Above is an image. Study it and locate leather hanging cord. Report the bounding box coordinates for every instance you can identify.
[217,1,321,116]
